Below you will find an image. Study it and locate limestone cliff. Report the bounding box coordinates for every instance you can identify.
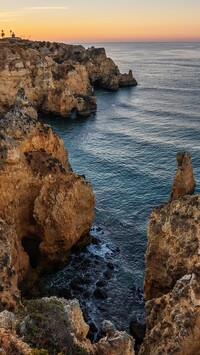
[0,89,135,355]
[141,153,200,355]
[171,152,195,201]
[0,89,95,310]
[0,39,137,118]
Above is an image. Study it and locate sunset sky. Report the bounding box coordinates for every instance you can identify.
[1,0,200,42]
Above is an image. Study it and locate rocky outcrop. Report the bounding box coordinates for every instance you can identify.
[140,274,200,355]
[141,153,200,355]
[0,89,95,309]
[0,40,137,118]
[144,195,200,301]
[0,297,135,355]
[0,88,135,355]
[84,46,137,90]
[171,152,195,201]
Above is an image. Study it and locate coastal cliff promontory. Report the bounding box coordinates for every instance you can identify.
[140,153,200,355]
[0,89,135,354]
[0,39,137,118]
[0,88,95,310]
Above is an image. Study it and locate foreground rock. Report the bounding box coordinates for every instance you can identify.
[0,39,137,118]
[0,89,95,310]
[141,275,200,355]
[141,152,200,355]
[0,297,135,355]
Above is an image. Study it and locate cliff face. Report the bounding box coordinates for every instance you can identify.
[0,40,137,118]
[0,89,95,310]
[141,153,200,355]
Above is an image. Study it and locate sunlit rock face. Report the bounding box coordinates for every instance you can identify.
[141,153,200,355]
[0,89,95,310]
[171,152,195,201]
[0,40,137,118]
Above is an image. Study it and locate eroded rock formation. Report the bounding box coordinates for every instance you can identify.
[0,39,137,118]
[0,89,95,310]
[0,89,134,355]
[171,152,195,201]
[141,152,200,355]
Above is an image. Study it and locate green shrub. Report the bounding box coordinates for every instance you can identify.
[17,298,88,355]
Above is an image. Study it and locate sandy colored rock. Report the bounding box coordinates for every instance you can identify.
[171,152,195,201]
[0,89,95,309]
[144,195,200,301]
[140,274,200,355]
[142,155,200,355]
[0,40,137,118]
[16,297,135,355]
[0,329,32,355]
[34,174,95,269]
[94,320,135,355]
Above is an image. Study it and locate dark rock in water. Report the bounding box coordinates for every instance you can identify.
[57,288,72,299]
[98,304,109,312]
[107,262,115,270]
[91,236,101,245]
[70,277,85,291]
[96,226,102,232]
[83,291,91,299]
[93,287,108,300]
[103,270,112,279]
[119,70,138,87]
[129,319,146,345]
[96,280,106,287]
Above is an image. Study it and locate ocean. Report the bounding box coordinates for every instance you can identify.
[42,42,200,334]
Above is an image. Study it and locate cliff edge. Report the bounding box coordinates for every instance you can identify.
[140,153,200,355]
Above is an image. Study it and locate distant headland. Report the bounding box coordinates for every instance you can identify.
[0,38,137,119]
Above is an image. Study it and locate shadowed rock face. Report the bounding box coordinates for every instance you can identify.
[0,40,137,118]
[171,152,195,201]
[141,154,200,355]
[0,89,95,310]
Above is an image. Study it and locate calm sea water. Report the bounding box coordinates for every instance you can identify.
[43,42,200,330]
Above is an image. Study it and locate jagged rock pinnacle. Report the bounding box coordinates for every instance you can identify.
[170,152,195,201]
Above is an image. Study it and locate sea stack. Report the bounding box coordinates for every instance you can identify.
[171,152,195,201]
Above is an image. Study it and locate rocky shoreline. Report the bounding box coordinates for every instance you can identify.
[0,87,135,354]
[1,39,199,355]
[0,37,137,354]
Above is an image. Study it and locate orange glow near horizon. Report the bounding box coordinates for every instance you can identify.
[1,1,200,43]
